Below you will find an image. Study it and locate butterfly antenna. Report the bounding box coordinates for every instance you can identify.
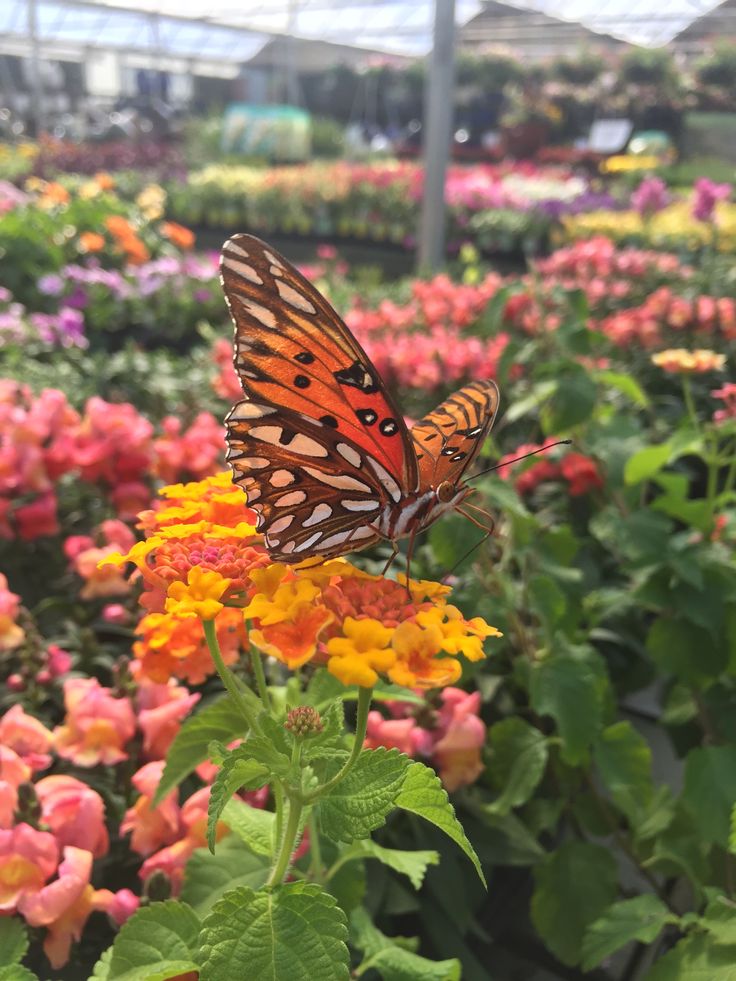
[467,439,573,482]
[442,529,494,583]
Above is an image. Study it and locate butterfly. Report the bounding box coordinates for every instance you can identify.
[221,234,500,566]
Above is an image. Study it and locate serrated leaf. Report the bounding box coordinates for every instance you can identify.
[156,696,252,804]
[646,931,736,980]
[530,653,605,764]
[624,442,672,484]
[222,798,276,857]
[104,900,200,981]
[701,896,736,945]
[683,746,736,847]
[594,721,654,830]
[90,946,113,980]
[242,713,294,777]
[361,946,461,980]
[318,748,410,843]
[540,368,597,433]
[336,841,439,890]
[581,895,676,970]
[197,883,349,981]
[207,750,270,852]
[0,919,27,967]
[487,718,548,815]
[531,842,618,966]
[647,617,727,685]
[302,699,347,763]
[0,967,39,981]
[394,761,486,887]
[181,837,270,917]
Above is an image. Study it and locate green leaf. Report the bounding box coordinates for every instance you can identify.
[197,883,349,981]
[156,696,252,804]
[730,804,736,855]
[486,718,548,815]
[182,837,270,917]
[540,368,597,433]
[302,699,347,762]
[596,370,650,408]
[504,380,557,424]
[683,746,736,847]
[701,896,736,946]
[335,841,439,890]
[624,442,672,485]
[581,895,677,970]
[0,968,39,981]
[646,931,736,980]
[350,907,461,980]
[305,673,423,710]
[221,798,276,858]
[0,920,27,967]
[244,713,295,778]
[428,512,484,571]
[647,617,727,685]
[530,653,605,765]
[103,900,200,981]
[531,842,618,966]
[395,761,486,887]
[594,721,654,830]
[318,748,410,843]
[207,748,270,852]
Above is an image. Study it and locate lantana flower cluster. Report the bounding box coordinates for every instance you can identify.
[498,439,605,497]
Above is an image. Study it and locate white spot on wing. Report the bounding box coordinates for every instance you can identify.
[366,456,403,502]
[236,296,277,329]
[269,470,295,487]
[222,257,263,285]
[341,500,380,512]
[224,241,249,258]
[228,402,276,420]
[241,457,270,469]
[269,514,295,534]
[275,490,307,507]
[303,503,332,527]
[316,526,375,550]
[286,434,329,458]
[294,531,322,552]
[336,442,361,468]
[302,467,373,493]
[276,279,317,315]
[264,250,282,268]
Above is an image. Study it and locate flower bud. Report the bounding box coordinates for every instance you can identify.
[284,706,324,738]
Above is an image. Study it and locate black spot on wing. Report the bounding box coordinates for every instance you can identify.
[295,351,315,364]
[320,415,339,428]
[334,360,379,394]
[294,375,310,389]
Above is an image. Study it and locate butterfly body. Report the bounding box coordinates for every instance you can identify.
[221,234,500,564]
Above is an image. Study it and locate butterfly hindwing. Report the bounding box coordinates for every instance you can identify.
[220,234,418,493]
[411,380,500,486]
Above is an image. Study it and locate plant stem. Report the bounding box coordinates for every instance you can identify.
[251,648,271,711]
[267,792,303,887]
[682,377,700,433]
[202,618,257,729]
[304,685,373,803]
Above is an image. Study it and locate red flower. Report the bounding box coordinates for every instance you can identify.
[560,453,604,496]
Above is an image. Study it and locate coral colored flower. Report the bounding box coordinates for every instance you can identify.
[120,761,181,856]
[35,775,109,858]
[560,453,604,495]
[42,882,139,970]
[0,822,58,914]
[0,705,53,771]
[651,348,726,374]
[15,493,59,540]
[712,382,736,424]
[133,607,246,684]
[136,674,200,760]
[161,221,195,250]
[389,620,461,689]
[364,710,424,756]
[21,845,92,929]
[0,572,24,651]
[79,231,105,253]
[432,689,486,792]
[250,604,333,670]
[165,567,232,620]
[47,644,72,678]
[0,747,31,828]
[53,678,136,767]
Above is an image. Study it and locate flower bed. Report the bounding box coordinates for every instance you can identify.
[4,220,736,977]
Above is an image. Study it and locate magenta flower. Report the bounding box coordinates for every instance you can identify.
[631,177,669,218]
[692,178,731,223]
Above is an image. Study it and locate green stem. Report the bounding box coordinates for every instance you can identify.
[202,618,257,729]
[251,648,271,711]
[682,377,700,433]
[267,793,304,887]
[304,685,373,803]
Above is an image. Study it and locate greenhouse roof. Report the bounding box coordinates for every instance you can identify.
[0,0,729,66]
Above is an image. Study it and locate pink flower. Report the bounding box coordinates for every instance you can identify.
[631,177,669,217]
[102,603,130,624]
[53,678,136,767]
[431,688,486,793]
[0,572,23,651]
[560,453,604,496]
[136,676,200,760]
[364,710,424,757]
[0,822,59,914]
[0,747,31,827]
[47,644,72,677]
[0,705,53,771]
[15,493,59,540]
[692,178,731,223]
[20,845,92,928]
[120,761,181,856]
[35,775,109,858]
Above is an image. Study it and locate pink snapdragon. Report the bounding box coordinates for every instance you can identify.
[53,678,136,767]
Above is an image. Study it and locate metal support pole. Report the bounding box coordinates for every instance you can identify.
[27,0,45,137]
[417,0,456,273]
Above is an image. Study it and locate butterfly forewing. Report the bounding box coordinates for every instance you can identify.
[411,380,500,486]
[220,234,417,492]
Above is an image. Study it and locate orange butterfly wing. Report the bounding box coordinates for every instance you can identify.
[411,380,500,487]
[221,235,416,560]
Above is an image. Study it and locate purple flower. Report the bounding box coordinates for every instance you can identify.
[57,307,87,348]
[194,288,213,303]
[631,177,670,218]
[65,286,89,310]
[692,178,731,223]
[38,274,64,296]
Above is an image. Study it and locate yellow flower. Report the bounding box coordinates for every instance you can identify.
[243,574,321,626]
[165,567,232,620]
[651,349,726,375]
[325,617,397,688]
[98,537,164,570]
[388,620,461,689]
[417,605,502,662]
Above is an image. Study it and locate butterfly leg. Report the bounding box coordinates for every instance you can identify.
[458,502,495,537]
[380,542,400,577]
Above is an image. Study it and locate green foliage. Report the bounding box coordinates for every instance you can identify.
[181,838,270,917]
[197,884,349,981]
[332,841,439,891]
[486,718,548,814]
[206,747,270,851]
[530,651,607,765]
[581,894,677,970]
[91,901,200,981]
[0,921,28,970]
[318,749,410,842]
